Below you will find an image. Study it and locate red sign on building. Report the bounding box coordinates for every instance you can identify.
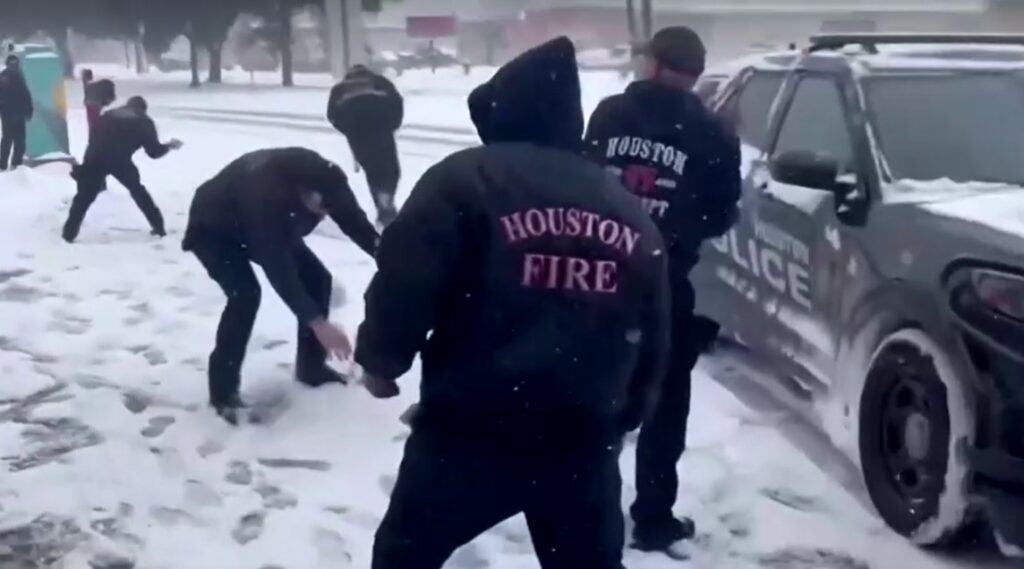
[407,16,458,38]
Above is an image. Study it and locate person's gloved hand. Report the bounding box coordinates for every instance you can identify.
[167,138,184,151]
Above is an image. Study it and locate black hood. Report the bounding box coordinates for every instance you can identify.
[468,37,583,151]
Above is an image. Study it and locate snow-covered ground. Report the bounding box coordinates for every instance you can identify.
[0,67,1007,568]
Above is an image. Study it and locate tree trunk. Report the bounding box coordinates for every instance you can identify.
[208,43,223,83]
[640,0,653,41]
[279,1,294,87]
[625,0,638,43]
[51,26,75,78]
[134,41,147,74]
[189,37,201,88]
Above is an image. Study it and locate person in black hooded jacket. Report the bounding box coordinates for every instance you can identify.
[0,55,33,171]
[356,37,670,569]
[584,27,742,551]
[182,147,378,424]
[326,65,403,228]
[62,96,182,243]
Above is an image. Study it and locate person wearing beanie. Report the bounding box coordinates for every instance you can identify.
[62,95,183,243]
[326,64,404,228]
[584,26,742,553]
[357,36,669,569]
[0,54,33,171]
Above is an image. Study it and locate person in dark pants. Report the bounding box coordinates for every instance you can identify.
[327,65,403,228]
[584,27,742,552]
[183,147,379,424]
[0,55,33,171]
[356,37,670,569]
[62,96,181,243]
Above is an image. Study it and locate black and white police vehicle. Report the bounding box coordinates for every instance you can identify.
[692,34,1024,554]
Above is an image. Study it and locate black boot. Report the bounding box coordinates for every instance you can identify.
[296,364,349,388]
[211,393,246,426]
[632,516,696,552]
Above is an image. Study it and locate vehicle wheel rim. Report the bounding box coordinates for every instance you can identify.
[880,370,943,507]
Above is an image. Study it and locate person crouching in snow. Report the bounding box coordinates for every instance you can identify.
[183,147,379,425]
[62,96,181,243]
[356,37,670,569]
[327,65,403,228]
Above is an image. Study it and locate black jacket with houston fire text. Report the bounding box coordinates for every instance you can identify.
[183,148,379,324]
[83,104,171,166]
[584,80,741,301]
[355,37,669,445]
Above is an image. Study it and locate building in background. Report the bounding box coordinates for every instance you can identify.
[363,0,1014,66]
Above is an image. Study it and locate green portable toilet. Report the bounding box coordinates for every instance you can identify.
[8,44,72,165]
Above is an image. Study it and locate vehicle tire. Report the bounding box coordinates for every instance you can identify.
[859,329,975,546]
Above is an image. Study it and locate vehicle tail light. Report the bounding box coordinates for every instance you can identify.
[970,269,1024,323]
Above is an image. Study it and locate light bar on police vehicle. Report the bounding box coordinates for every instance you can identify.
[807,33,1024,54]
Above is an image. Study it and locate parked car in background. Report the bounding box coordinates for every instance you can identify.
[692,33,1024,556]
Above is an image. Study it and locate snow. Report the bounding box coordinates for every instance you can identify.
[0,67,1011,568]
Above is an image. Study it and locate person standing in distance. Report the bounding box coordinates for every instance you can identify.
[356,37,670,569]
[0,54,33,171]
[584,26,742,553]
[326,65,403,228]
[183,148,379,425]
[62,96,182,243]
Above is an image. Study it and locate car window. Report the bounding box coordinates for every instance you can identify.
[723,72,785,150]
[773,76,854,172]
[865,73,1024,185]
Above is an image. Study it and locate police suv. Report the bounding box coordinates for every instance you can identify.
[691,34,1024,554]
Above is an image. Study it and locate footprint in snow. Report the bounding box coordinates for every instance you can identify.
[759,487,825,514]
[150,506,202,527]
[185,479,224,508]
[225,461,254,485]
[0,269,31,284]
[142,348,168,366]
[757,547,869,569]
[141,416,175,438]
[231,511,266,545]
[254,482,298,510]
[151,446,187,477]
[198,439,226,458]
[257,458,331,472]
[122,392,150,414]
[312,526,351,563]
[0,283,49,302]
[88,551,136,569]
[339,508,381,531]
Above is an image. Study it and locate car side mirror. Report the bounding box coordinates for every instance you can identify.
[769,150,841,193]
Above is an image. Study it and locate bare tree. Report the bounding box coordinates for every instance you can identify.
[625,0,638,43]
[640,0,653,41]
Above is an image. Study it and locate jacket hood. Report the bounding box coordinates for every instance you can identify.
[468,37,583,151]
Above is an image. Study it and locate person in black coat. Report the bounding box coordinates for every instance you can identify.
[62,96,182,243]
[584,26,742,552]
[326,65,403,228]
[0,55,33,171]
[356,37,670,569]
[183,147,379,424]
